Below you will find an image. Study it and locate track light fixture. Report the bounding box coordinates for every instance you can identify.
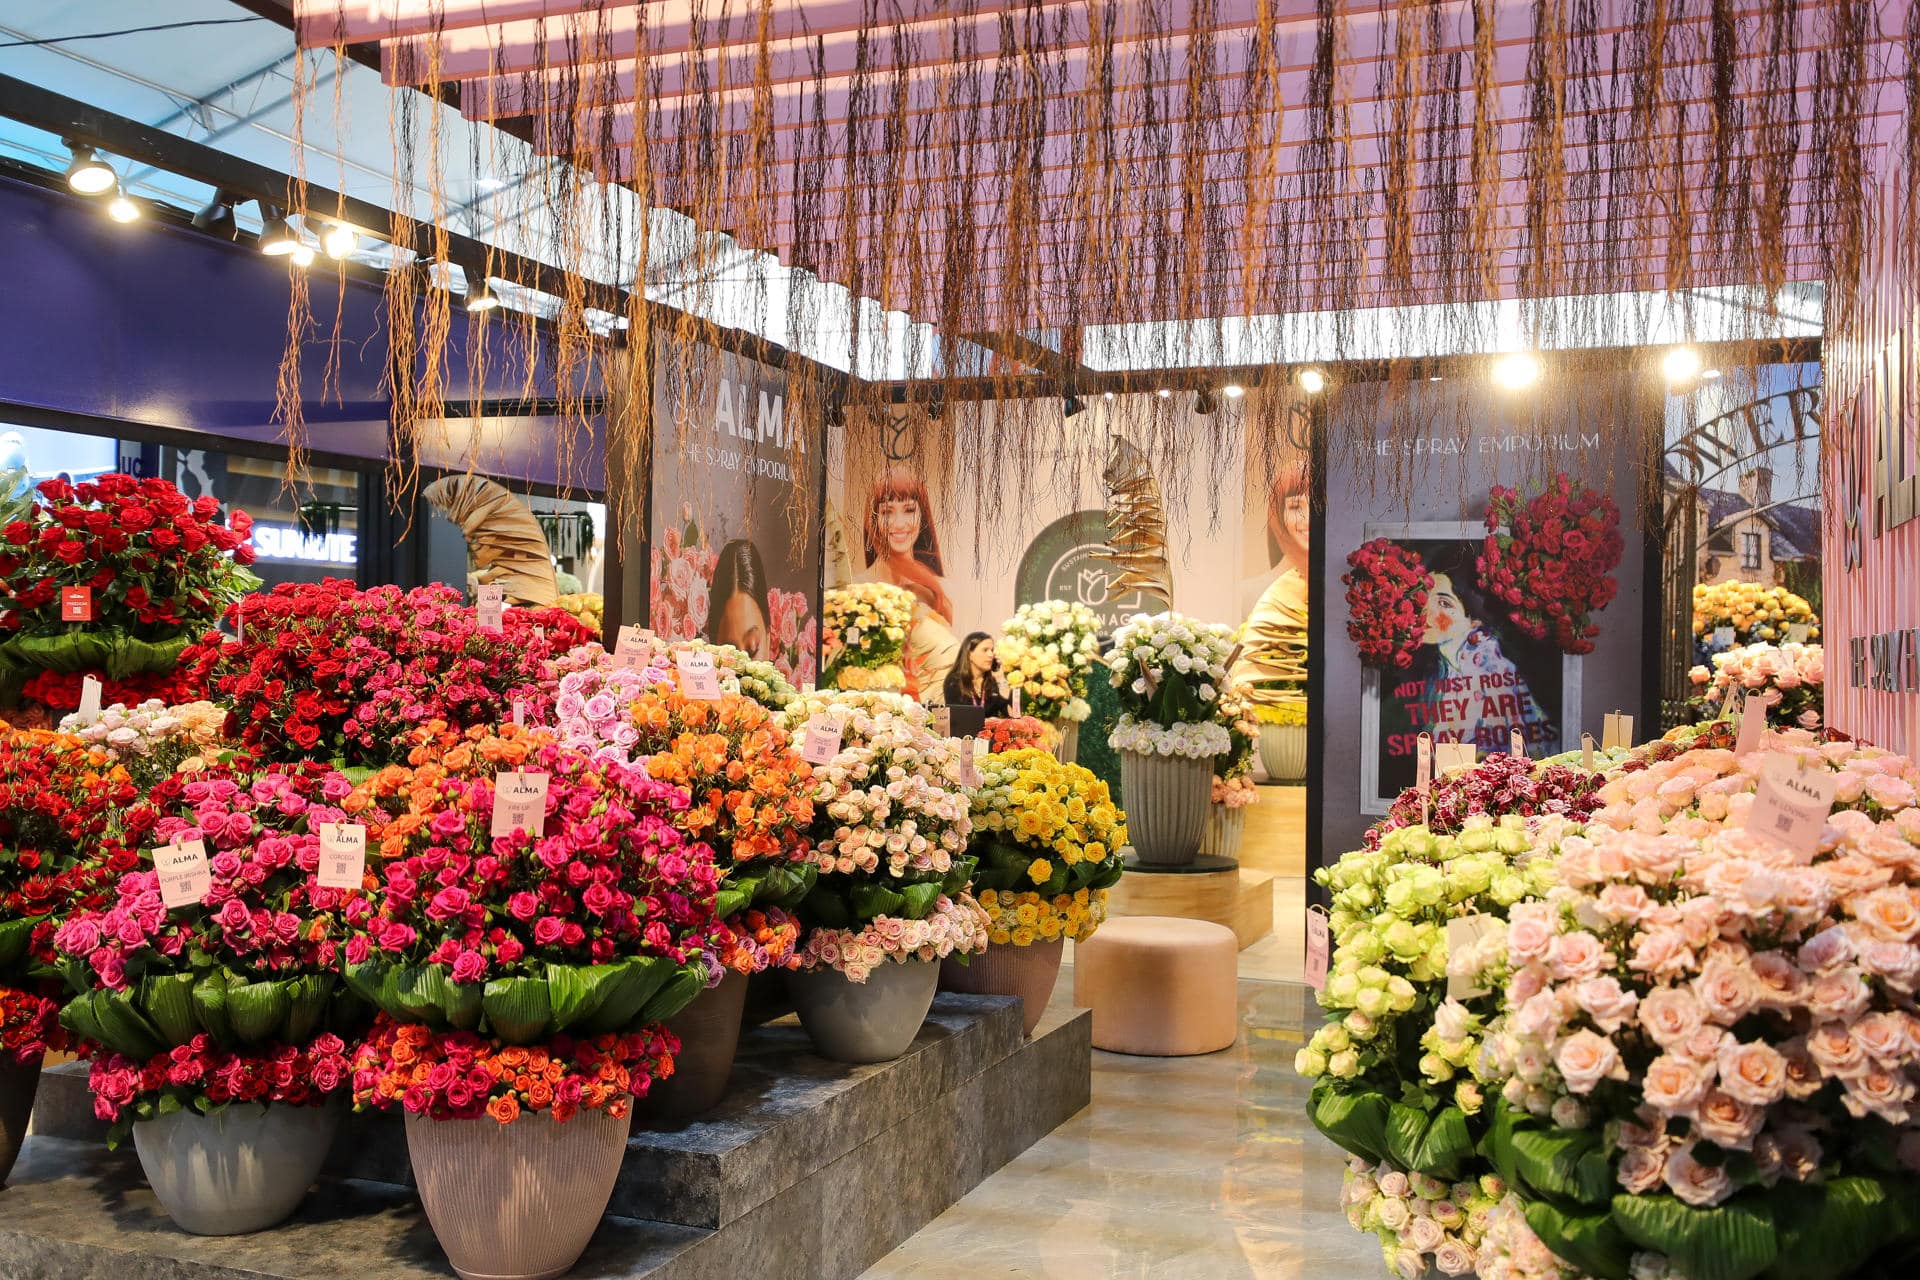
[322,222,358,259]
[1222,383,1246,399]
[63,143,115,195]
[106,189,139,223]
[1063,390,1086,418]
[1193,388,1218,415]
[1298,369,1327,394]
[1491,352,1542,390]
[258,207,300,257]
[1661,346,1702,384]
[192,191,238,239]
[466,277,501,313]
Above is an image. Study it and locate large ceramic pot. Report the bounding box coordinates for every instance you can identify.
[789,958,937,1063]
[0,1056,39,1185]
[939,939,1063,1037]
[631,969,746,1127]
[1118,748,1215,866]
[406,1105,627,1280]
[1258,722,1306,782]
[1199,804,1248,861]
[132,1099,341,1235]
[1050,719,1081,765]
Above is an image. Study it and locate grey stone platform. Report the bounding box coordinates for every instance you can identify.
[1,993,1092,1279]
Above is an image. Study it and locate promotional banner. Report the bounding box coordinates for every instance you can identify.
[650,343,822,687]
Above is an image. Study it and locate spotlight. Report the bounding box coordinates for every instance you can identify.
[1661,346,1702,384]
[1428,375,1444,382]
[63,144,115,195]
[258,209,300,257]
[1193,388,1219,415]
[1156,388,1172,399]
[465,278,501,313]
[322,223,358,259]
[1491,352,1541,390]
[1223,383,1246,399]
[106,190,139,223]
[1103,391,1115,401]
[192,193,237,239]
[291,244,315,267]
[1702,367,1723,380]
[1298,369,1327,394]
[1063,391,1086,418]
[926,387,945,421]
[825,399,847,429]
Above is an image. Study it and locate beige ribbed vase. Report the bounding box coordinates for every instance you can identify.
[1050,719,1081,765]
[0,1057,39,1186]
[1119,748,1215,866]
[1198,805,1248,861]
[1257,723,1307,781]
[939,939,1064,1036]
[405,1106,628,1280]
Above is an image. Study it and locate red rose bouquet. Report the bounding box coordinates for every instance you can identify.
[0,726,138,1062]
[1476,474,1623,655]
[0,474,257,714]
[1367,751,1605,847]
[341,738,719,1050]
[1343,539,1432,669]
[180,579,595,765]
[982,715,1054,754]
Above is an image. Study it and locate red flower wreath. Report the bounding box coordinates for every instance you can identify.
[1476,474,1623,656]
[1342,539,1432,670]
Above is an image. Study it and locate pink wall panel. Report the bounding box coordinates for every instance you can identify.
[1825,146,1920,757]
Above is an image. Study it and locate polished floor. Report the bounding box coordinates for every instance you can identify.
[860,978,1374,1280]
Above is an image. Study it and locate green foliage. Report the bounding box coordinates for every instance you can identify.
[1610,1193,1777,1280]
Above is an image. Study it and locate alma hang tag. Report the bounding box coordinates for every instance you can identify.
[475,583,505,632]
[1712,626,1736,647]
[60,586,93,623]
[1735,690,1769,757]
[1010,685,1023,717]
[957,737,983,788]
[1581,732,1596,771]
[77,675,103,727]
[1446,914,1499,1000]
[1746,753,1838,860]
[512,699,526,729]
[1305,907,1331,990]
[1509,727,1526,759]
[491,772,551,838]
[800,714,843,765]
[611,624,651,670]
[316,822,368,890]
[933,705,952,738]
[1786,623,1811,644]
[675,650,722,700]
[155,838,211,910]
[1416,732,1433,826]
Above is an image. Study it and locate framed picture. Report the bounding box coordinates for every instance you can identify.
[1356,521,1584,814]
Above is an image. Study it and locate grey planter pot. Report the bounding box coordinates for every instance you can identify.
[1258,723,1307,781]
[0,1056,39,1186]
[631,969,747,1127]
[406,1106,627,1280]
[1050,719,1081,765]
[133,1099,341,1235]
[1119,748,1215,866]
[789,958,938,1063]
[1199,804,1248,860]
[940,938,1064,1036]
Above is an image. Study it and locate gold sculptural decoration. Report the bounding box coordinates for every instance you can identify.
[422,474,560,606]
[1234,573,1309,707]
[1096,437,1174,610]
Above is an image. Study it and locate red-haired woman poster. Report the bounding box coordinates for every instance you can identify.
[857,464,960,692]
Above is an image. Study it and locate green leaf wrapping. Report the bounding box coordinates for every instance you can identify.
[1769,1177,1902,1280]
[1479,1099,1524,1190]
[797,883,851,930]
[225,979,293,1045]
[60,989,165,1060]
[1398,1105,1472,1179]
[0,916,38,977]
[1610,1193,1778,1280]
[1511,1126,1611,1206]
[281,974,334,1045]
[764,863,817,908]
[549,960,658,1034]
[850,883,907,920]
[713,887,754,921]
[1308,1082,1391,1164]
[639,962,708,1024]
[573,958,676,1036]
[0,629,195,678]
[481,976,554,1045]
[1523,1201,1634,1280]
[900,883,942,920]
[190,973,234,1044]
[136,972,200,1046]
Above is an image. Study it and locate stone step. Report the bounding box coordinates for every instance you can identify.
[3,997,1093,1279]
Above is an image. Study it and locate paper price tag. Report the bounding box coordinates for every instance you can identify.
[1617,714,1635,750]
[800,714,843,765]
[1305,909,1330,990]
[1010,686,1023,717]
[1416,733,1433,825]
[316,822,368,890]
[933,705,952,738]
[675,650,722,700]
[512,700,526,729]
[1712,626,1736,647]
[612,624,652,670]
[77,675,103,726]
[491,772,551,838]
[1735,691,1769,756]
[60,586,93,623]
[156,838,211,909]
[1602,712,1634,752]
[1581,732,1596,771]
[1746,754,1837,859]
[1786,623,1811,644]
[957,737,982,787]
[1509,727,1526,759]
[476,583,505,632]
[1446,914,1499,1000]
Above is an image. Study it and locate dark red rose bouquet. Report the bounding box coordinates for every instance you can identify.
[180,579,596,766]
[1366,751,1604,847]
[1476,474,1623,655]
[0,474,258,714]
[1342,539,1432,669]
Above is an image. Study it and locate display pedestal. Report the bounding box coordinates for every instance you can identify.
[1107,854,1275,949]
[5,996,1091,1279]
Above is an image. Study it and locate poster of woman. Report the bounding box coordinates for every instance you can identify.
[855,463,961,694]
[1358,522,1580,812]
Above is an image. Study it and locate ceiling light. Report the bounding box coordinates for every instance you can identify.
[106,190,139,223]
[1193,388,1218,415]
[1428,374,1443,382]
[1156,388,1171,399]
[1702,368,1723,380]
[191,194,237,239]
[1661,346,1702,384]
[1103,391,1115,401]
[1223,383,1246,399]
[64,144,115,195]
[1063,391,1086,418]
[291,244,315,267]
[322,223,358,259]
[1491,352,1541,390]
[258,210,300,257]
[466,278,501,313]
[1298,369,1327,394]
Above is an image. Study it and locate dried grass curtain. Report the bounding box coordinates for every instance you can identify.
[283,0,1912,523]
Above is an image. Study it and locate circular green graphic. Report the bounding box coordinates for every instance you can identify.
[1014,509,1148,632]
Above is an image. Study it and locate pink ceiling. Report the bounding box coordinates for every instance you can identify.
[293,0,1908,330]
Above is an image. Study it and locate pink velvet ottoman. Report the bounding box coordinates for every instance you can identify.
[1073,916,1239,1055]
